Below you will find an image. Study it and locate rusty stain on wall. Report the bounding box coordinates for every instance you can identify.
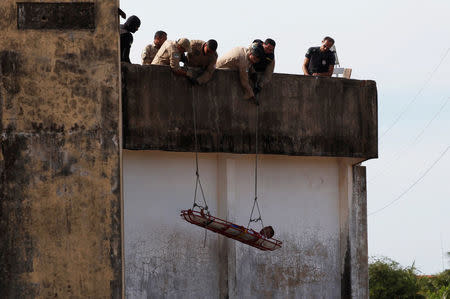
[0,0,122,298]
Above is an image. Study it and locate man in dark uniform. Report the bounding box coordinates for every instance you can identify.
[302,36,336,77]
[251,38,276,94]
[252,39,275,73]
[120,15,141,63]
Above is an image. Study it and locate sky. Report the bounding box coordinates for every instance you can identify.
[120,0,450,274]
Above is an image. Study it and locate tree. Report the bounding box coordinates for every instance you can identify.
[369,256,422,299]
[418,269,450,299]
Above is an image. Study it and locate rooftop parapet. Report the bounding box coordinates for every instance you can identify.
[122,63,377,159]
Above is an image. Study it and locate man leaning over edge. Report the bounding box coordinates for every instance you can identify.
[151,38,192,76]
[182,39,218,85]
[216,43,264,102]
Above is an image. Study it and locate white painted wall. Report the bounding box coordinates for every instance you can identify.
[124,150,342,298]
[124,151,220,299]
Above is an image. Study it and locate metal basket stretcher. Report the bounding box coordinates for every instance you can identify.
[181,209,282,251]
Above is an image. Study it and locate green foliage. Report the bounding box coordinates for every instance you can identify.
[418,269,450,298]
[369,257,421,299]
[369,257,450,299]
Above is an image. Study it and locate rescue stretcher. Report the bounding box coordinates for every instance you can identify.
[180,209,282,251]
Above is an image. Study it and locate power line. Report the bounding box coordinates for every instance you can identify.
[370,96,450,181]
[409,97,450,145]
[379,47,450,141]
[369,145,450,216]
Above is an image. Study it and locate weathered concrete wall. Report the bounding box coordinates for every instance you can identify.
[124,151,221,298]
[122,62,374,297]
[0,1,122,298]
[338,163,369,299]
[350,166,368,297]
[124,150,366,298]
[122,63,378,158]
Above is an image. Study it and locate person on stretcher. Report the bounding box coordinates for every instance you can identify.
[231,224,275,239]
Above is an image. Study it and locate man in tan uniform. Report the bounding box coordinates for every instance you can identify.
[151,38,192,76]
[141,30,167,65]
[182,39,218,85]
[216,43,264,100]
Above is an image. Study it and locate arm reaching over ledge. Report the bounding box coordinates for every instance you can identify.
[217,45,264,100]
[185,39,218,85]
[152,38,192,76]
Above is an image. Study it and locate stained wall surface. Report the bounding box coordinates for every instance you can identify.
[124,151,350,298]
[122,64,378,159]
[124,151,220,298]
[0,1,122,298]
[122,56,375,297]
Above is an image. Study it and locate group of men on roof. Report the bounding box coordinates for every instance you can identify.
[120,15,336,104]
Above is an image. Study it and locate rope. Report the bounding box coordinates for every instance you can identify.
[191,87,209,247]
[255,104,258,203]
[191,87,209,213]
[248,102,264,230]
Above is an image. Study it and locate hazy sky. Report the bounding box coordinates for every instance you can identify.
[121,0,450,274]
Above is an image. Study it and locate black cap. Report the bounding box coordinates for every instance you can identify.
[154,30,167,39]
[250,43,264,58]
[264,38,276,47]
[124,15,141,33]
[206,39,218,52]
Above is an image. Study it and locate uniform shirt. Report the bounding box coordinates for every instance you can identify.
[216,47,255,99]
[151,40,182,71]
[120,26,133,63]
[185,40,218,84]
[141,43,159,65]
[305,47,336,74]
[253,52,274,72]
[253,52,275,88]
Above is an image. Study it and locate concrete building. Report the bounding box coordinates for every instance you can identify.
[0,1,377,298]
[122,65,377,298]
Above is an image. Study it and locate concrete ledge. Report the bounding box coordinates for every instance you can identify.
[122,63,378,158]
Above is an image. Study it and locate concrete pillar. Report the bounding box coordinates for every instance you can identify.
[339,161,353,298]
[350,166,368,298]
[339,161,369,298]
[0,1,122,297]
[217,155,237,299]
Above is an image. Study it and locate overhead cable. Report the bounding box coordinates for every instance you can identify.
[379,47,450,141]
[369,145,450,216]
[370,96,450,181]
